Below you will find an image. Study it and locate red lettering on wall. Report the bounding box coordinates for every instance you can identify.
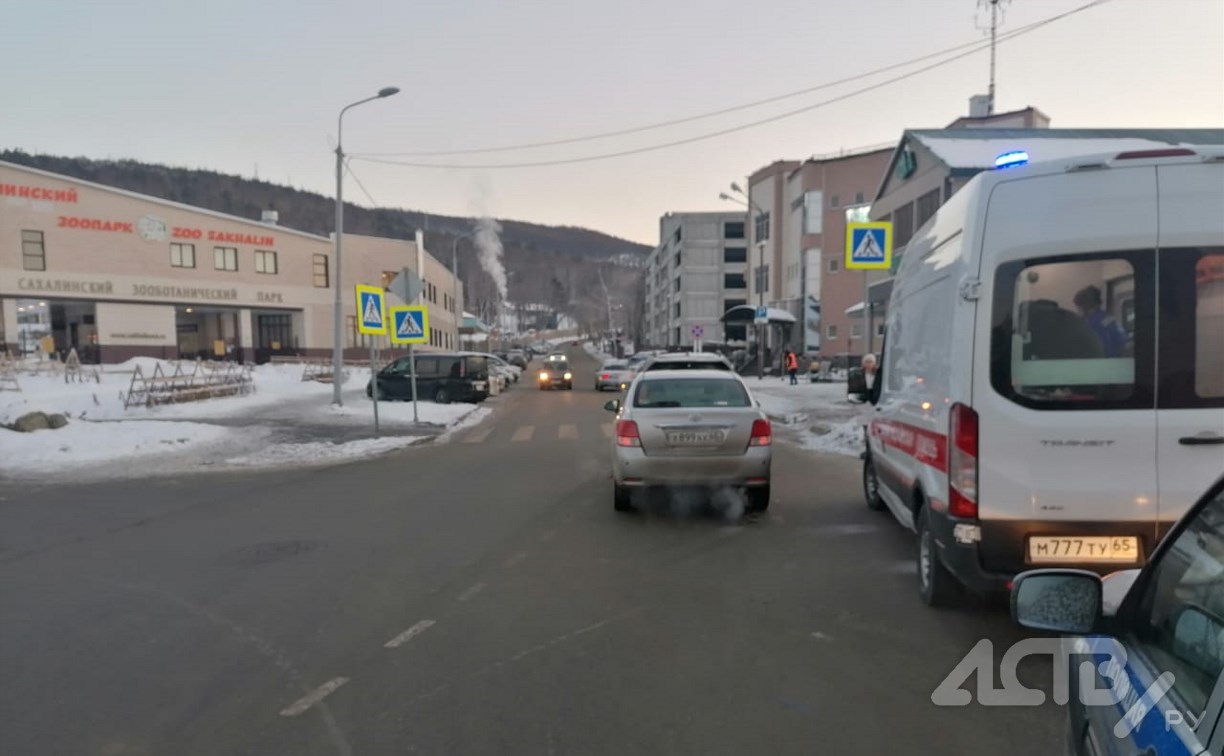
[0,183,78,202]
[55,216,135,234]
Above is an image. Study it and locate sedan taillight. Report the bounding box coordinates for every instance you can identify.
[749,419,772,447]
[616,420,641,447]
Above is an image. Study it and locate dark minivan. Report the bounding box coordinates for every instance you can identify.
[368,352,490,404]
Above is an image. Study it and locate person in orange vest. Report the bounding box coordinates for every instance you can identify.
[785,350,799,385]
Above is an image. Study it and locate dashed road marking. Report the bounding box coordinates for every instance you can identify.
[558,424,578,440]
[384,620,436,649]
[600,423,613,438]
[503,552,529,568]
[457,582,487,601]
[279,677,349,717]
[463,427,494,444]
[511,425,535,442]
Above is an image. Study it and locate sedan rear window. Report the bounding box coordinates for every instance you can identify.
[604,363,628,370]
[643,359,732,371]
[633,378,750,408]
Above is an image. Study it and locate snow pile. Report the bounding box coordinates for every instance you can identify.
[582,342,615,363]
[223,436,425,468]
[750,380,863,457]
[1,420,234,474]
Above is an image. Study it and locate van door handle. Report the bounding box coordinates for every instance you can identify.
[1179,433,1224,446]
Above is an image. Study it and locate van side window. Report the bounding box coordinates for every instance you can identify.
[1128,486,1224,719]
[1158,249,1224,409]
[416,357,438,378]
[990,252,1155,410]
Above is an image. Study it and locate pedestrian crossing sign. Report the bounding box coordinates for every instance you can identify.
[355,284,387,335]
[845,222,893,270]
[390,306,430,345]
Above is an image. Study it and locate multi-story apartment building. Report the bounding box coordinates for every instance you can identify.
[743,148,892,359]
[642,212,749,349]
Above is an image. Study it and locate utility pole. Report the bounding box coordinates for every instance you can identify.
[979,0,1008,115]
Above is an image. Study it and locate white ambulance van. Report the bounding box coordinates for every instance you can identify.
[848,145,1224,607]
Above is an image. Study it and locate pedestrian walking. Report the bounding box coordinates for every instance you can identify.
[785,350,799,385]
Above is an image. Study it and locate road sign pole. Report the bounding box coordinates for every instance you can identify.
[408,343,419,423]
[369,343,380,436]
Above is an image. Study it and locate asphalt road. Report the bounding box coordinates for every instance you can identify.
[0,346,1062,756]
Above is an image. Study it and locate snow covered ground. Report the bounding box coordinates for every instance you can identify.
[0,358,492,480]
[748,379,865,457]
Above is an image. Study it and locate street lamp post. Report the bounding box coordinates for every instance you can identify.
[720,184,768,380]
[331,86,399,406]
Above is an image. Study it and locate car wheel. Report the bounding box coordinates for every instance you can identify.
[614,483,633,512]
[863,456,886,511]
[434,387,451,404]
[917,506,962,608]
[746,485,770,513]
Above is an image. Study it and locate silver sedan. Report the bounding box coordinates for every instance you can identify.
[594,361,634,391]
[604,369,772,513]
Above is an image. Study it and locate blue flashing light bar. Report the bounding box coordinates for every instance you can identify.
[994,150,1030,169]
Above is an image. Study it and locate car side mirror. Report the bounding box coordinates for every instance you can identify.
[1171,605,1224,674]
[1011,569,1103,634]
[603,399,620,412]
[847,368,869,404]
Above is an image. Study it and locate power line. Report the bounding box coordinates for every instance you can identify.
[344,159,379,206]
[350,1,1108,172]
[353,0,1111,160]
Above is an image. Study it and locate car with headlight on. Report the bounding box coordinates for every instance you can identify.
[538,359,573,390]
[604,370,771,513]
[595,361,634,391]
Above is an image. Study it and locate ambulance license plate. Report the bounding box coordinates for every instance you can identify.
[1028,536,1139,563]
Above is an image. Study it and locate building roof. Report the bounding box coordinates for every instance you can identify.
[873,128,1224,203]
[0,159,332,244]
[944,106,1051,130]
[785,144,894,180]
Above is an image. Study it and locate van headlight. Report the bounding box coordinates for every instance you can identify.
[563,372,572,380]
[538,371,549,381]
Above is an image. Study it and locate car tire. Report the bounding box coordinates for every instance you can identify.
[614,483,633,512]
[863,456,886,511]
[434,387,451,404]
[917,506,962,608]
[746,486,770,513]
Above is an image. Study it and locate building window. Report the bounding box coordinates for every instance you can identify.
[828,258,840,273]
[753,212,771,242]
[313,254,329,288]
[674,301,681,318]
[170,242,196,269]
[674,327,681,345]
[755,264,770,294]
[915,187,942,231]
[21,230,45,271]
[829,194,840,208]
[674,226,682,244]
[826,324,838,340]
[876,323,886,338]
[894,202,915,248]
[674,276,681,293]
[803,191,823,234]
[254,250,278,275]
[854,191,865,204]
[724,221,745,240]
[674,249,682,267]
[724,273,746,289]
[724,247,747,263]
[213,246,238,272]
[851,323,863,339]
[346,315,358,348]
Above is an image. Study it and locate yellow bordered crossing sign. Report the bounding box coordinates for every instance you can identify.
[389,306,430,345]
[355,284,387,335]
[845,221,893,270]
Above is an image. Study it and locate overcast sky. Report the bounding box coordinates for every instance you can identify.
[3,0,1221,245]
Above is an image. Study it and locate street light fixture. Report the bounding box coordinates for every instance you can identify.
[720,184,768,380]
[331,86,399,406]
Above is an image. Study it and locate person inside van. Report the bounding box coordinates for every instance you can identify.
[1073,285,1128,357]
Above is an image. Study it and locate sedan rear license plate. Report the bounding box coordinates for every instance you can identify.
[666,430,724,446]
[1028,536,1139,564]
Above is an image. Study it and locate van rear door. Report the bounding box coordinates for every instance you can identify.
[976,166,1159,570]
[1155,159,1224,533]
